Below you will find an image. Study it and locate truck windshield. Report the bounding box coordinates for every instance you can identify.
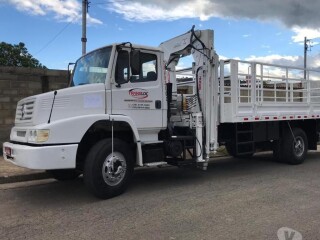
[71,47,112,86]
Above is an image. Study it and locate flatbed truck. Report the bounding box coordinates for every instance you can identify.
[3,26,320,198]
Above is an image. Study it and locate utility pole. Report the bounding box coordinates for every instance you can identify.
[304,37,311,79]
[81,0,88,55]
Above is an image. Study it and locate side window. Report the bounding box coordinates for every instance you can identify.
[131,52,158,83]
[115,50,129,84]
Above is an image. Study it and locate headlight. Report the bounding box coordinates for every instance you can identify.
[28,130,50,143]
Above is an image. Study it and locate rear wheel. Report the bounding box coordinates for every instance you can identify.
[283,128,308,165]
[274,128,308,165]
[84,138,134,199]
[47,169,81,181]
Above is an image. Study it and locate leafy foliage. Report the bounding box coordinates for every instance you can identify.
[0,42,46,68]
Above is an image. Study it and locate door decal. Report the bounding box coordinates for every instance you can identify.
[129,88,149,99]
[125,88,152,109]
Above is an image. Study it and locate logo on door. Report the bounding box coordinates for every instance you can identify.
[129,88,148,99]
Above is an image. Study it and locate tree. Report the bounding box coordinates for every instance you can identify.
[0,42,46,68]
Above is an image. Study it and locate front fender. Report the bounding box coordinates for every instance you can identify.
[43,114,143,166]
[36,115,113,144]
[11,114,143,167]
[109,115,143,166]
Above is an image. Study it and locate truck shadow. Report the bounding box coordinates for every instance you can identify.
[129,150,320,193]
[11,151,320,206]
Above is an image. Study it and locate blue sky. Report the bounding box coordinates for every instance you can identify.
[1,0,320,70]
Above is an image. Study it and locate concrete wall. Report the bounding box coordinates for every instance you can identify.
[0,67,69,146]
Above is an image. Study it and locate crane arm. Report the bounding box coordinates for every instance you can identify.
[159,26,213,66]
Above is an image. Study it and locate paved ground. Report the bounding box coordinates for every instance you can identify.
[0,156,49,183]
[1,152,320,239]
[0,156,36,177]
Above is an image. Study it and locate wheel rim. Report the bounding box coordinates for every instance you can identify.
[102,152,127,186]
[293,136,304,157]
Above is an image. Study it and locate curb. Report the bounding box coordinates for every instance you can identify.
[0,172,51,184]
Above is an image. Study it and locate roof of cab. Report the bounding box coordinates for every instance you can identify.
[83,43,163,57]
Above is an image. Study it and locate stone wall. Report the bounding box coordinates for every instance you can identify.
[0,67,69,146]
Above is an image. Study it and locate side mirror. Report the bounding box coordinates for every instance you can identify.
[130,50,141,76]
[67,62,75,86]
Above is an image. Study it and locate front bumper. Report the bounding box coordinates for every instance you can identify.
[2,142,77,170]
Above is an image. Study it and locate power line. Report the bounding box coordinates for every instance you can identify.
[34,1,126,56]
[34,19,75,56]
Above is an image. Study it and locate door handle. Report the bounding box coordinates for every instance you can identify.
[155,100,161,109]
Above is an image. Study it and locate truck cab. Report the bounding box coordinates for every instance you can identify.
[3,43,168,198]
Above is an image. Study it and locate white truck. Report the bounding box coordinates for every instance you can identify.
[3,26,320,198]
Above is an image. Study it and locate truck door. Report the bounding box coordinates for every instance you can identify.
[111,49,164,131]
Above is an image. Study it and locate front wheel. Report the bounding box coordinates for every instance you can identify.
[84,138,134,199]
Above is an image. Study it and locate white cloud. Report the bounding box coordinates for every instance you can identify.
[244,54,320,70]
[292,27,320,43]
[246,55,299,64]
[107,0,320,29]
[87,15,103,25]
[108,0,215,22]
[8,0,102,24]
[106,0,320,49]
[218,55,228,60]
[308,55,320,70]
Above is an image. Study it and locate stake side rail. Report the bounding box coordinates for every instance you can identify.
[220,59,320,123]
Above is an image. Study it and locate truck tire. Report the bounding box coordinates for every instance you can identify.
[282,128,308,165]
[84,138,134,199]
[47,169,81,181]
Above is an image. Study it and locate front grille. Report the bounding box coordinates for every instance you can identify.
[17,131,27,137]
[15,99,35,124]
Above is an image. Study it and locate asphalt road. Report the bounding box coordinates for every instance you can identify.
[1,152,320,240]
